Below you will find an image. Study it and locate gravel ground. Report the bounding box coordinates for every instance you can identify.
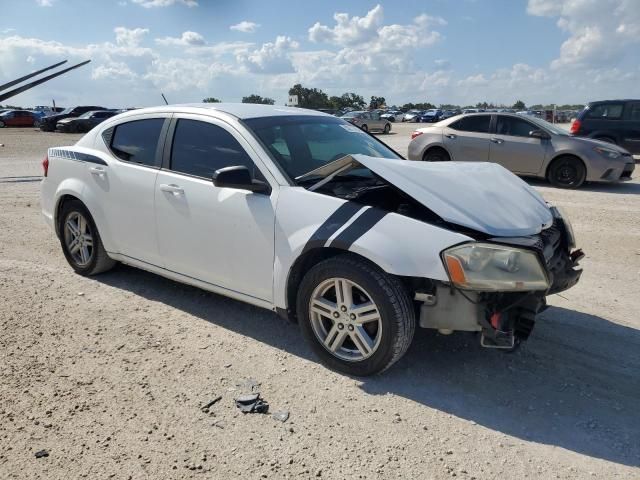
[1,126,639,479]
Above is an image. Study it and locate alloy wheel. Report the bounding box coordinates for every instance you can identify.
[309,277,383,362]
[63,211,94,267]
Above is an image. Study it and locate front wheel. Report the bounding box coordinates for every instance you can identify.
[547,156,586,188]
[0,121,5,128]
[297,255,415,376]
[383,123,391,134]
[361,124,368,133]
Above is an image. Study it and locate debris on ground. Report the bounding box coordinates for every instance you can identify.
[201,395,222,412]
[236,378,260,392]
[34,449,49,458]
[235,393,269,414]
[272,410,290,423]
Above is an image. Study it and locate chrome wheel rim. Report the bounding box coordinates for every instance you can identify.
[309,278,382,362]
[64,211,94,267]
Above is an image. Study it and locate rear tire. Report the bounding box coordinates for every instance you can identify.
[361,124,368,133]
[297,255,415,376]
[547,156,586,189]
[58,199,116,276]
[423,147,451,162]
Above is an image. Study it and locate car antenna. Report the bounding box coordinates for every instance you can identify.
[161,93,169,105]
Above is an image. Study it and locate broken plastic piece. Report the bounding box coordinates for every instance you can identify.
[272,410,290,422]
[235,393,269,414]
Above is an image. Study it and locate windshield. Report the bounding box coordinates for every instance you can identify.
[79,112,94,119]
[244,115,401,181]
[340,112,359,118]
[526,116,569,136]
[60,107,74,115]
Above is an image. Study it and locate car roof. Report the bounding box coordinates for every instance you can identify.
[587,99,639,104]
[111,103,333,120]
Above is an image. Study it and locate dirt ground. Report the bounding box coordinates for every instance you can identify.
[1,125,639,480]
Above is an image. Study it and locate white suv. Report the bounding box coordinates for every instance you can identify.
[41,104,583,375]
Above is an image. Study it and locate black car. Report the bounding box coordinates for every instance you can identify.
[56,110,119,133]
[418,109,443,123]
[571,99,640,154]
[39,105,106,131]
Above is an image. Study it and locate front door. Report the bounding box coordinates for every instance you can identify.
[154,116,276,302]
[489,115,549,174]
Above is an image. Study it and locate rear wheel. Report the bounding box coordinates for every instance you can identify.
[297,255,415,376]
[58,200,116,275]
[0,121,5,128]
[423,147,450,162]
[361,124,368,133]
[547,156,586,188]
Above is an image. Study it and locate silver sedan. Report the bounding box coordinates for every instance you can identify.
[407,113,635,188]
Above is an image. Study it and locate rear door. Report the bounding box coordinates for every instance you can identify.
[489,115,549,174]
[442,114,492,161]
[622,101,640,154]
[154,115,276,302]
[93,115,170,265]
[583,102,625,142]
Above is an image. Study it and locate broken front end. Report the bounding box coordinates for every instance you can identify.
[418,207,583,349]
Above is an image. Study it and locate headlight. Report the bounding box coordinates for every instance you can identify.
[442,243,549,292]
[594,146,621,159]
[551,206,576,249]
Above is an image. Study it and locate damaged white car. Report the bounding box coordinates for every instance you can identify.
[40,104,583,375]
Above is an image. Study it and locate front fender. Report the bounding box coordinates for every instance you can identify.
[273,187,472,309]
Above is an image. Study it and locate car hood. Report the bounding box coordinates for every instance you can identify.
[351,155,553,236]
[57,117,79,123]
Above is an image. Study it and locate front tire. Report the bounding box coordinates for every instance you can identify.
[58,200,116,276]
[361,124,368,133]
[383,123,391,134]
[0,121,5,128]
[547,156,586,188]
[297,255,415,376]
[423,147,451,162]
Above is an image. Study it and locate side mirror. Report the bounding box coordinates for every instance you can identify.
[529,129,550,140]
[212,166,271,194]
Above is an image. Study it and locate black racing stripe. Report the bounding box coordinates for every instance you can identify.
[328,207,388,250]
[50,149,107,166]
[301,201,364,255]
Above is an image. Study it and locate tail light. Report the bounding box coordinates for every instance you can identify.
[569,119,581,134]
[411,131,423,140]
[42,155,49,177]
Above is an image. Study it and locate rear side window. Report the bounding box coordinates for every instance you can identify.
[627,102,640,121]
[170,119,255,179]
[450,115,491,133]
[496,116,536,137]
[586,103,624,119]
[110,119,164,166]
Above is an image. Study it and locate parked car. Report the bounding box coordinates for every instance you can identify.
[0,109,37,127]
[380,111,404,122]
[440,110,459,120]
[56,110,119,133]
[340,111,391,133]
[408,112,634,188]
[570,99,640,155]
[39,105,106,132]
[418,109,443,123]
[402,110,423,122]
[40,104,582,375]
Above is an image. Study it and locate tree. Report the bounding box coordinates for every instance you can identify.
[369,96,386,109]
[328,92,367,111]
[202,97,221,103]
[242,94,275,105]
[512,100,526,110]
[288,84,330,109]
[401,102,435,111]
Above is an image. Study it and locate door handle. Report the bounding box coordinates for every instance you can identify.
[490,138,504,144]
[445,134,457,139]
[159,184,184,195]
[89,166,106,176]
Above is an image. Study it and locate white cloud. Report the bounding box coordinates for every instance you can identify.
[114,27,149,47]
[309,5,384,45]
[238,36,299,74]
[156,31,206,47]
[35,0,54,6]
[527,0,640,69]
[132,0,197,8]
[230,21,260,33]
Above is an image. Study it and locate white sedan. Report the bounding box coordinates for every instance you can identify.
[40,104,582,375]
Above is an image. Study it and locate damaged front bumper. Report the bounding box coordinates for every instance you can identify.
[418,215,583,348]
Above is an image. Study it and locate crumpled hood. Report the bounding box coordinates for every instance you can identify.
[352,155,553,237]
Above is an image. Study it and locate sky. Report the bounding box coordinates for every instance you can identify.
[1,0,639,108]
